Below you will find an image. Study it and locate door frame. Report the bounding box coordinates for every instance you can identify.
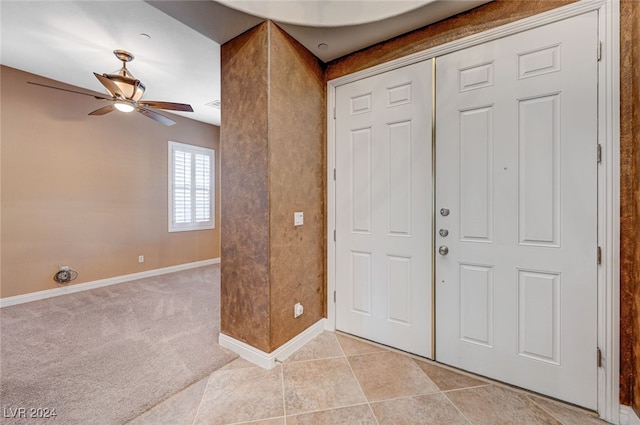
[326,1,620,422]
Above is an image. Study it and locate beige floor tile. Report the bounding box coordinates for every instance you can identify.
[283,357,367,415]
[336,334,388,356]
[127,377,209,425]
[286,332,344,363]
[219,357,256,370]
[286,404,377,425]
[233,418,285,425]
[348,351,439,401]
[529,395,607,424]
[414,360,489,391]
[371,393,470,425]
[193,366,284,425]
[446,385,562,425]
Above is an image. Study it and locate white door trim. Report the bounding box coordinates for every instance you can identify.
[326,1,620,422]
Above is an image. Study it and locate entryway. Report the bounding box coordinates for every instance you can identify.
[331,9,603,412]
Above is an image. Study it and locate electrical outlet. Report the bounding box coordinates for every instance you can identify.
[138,255,144,263]
[294,212,304,226]
[294,303,304,318]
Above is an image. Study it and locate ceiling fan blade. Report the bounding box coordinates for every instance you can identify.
[28,81,112,100]
[137,107,176,126]
[140,101,194,112]
[93,72,125,98]
[88,104,116,116]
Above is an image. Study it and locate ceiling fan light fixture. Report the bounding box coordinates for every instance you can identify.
[29,49,191,126]
[114,101,135,113]
[104,51,146,101]
[106,74,146,101]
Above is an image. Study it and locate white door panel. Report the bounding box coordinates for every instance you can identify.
[335,60,433,358]
[436,13,598,409]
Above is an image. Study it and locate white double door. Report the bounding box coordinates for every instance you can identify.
[335,12,598,409]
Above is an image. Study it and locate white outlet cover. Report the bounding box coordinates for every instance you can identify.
[294,212,304,226]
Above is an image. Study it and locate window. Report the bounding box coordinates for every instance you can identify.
[168,141,215,232]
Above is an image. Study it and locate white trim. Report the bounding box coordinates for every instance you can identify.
[0,258,221,308]
[597,0,621,423]
[219,319,327,369]
[326,80,337,334]
[620,406,640,425]
[328,0,609,89]
[327,0,619,422]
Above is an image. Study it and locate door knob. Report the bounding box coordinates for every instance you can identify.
[440,208,450,216]
[439,229,449,237]
[439,245,449,255]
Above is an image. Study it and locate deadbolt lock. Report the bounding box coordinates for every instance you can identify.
[440,208,450,216]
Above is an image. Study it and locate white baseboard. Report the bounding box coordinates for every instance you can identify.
[0,258,221,308]
[620,405,640,425]
[219,318,327,369]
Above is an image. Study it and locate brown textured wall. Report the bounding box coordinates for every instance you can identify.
[620,0,640,412]
[326,0,574,80]
[327,0,639,408]
[0,65,221,298]
[220,22,326,353]
[220,23,271,352]
[268,24,326,349]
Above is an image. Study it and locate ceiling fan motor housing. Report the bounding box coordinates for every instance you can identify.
[104,74,146,101]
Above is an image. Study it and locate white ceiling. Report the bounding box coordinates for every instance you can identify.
[0,0,489,127]
[214,0,490,62]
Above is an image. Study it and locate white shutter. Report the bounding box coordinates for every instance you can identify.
[194,153,211,222]
[169,141,215,232]
[174,150,192,224]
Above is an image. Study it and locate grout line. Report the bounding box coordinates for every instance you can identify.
[284,354,346,365]
[334,331,392,353]
[441,391,475,425]
[343,350,390,359]
[368,402,381,425]
[343,353,379,425]
[441,384,492,393]
[527,395,568,425]
[280,363,287,425]
[284,402,374,421]
[411,358,494,384]
[367,391,443,405]
[225,416,286,425]
[525,394,600,424]
[190,373,214,425]
[334,333,348,357]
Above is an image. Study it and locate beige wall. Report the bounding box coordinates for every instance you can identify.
[0,65,220,298]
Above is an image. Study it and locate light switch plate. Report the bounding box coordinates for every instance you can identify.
[294,212,304,226]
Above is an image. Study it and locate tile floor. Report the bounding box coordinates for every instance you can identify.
[128,332,608,425]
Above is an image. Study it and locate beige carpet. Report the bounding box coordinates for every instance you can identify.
[0,265,237,424]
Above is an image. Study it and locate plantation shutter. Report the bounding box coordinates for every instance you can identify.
[194,153,211,222]
[174,150,192,224]
[169,141,215,232]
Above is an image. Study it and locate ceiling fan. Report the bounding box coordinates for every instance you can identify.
[28,50,193,126]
